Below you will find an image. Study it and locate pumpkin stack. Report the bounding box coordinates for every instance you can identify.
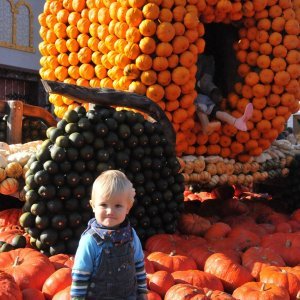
[38,0,205,155]
[38,0,300,160]
[229,0,300,161]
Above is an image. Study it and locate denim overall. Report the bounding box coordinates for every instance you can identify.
[86,230,137,300]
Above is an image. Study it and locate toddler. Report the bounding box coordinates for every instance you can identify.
[71,170,147,300]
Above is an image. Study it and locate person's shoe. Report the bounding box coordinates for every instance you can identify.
[234,103,253,131]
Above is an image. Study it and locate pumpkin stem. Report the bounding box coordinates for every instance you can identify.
[260,283,271,292]
[13,256,20,266]
[206,290,213,297]
[169,251,176,256]
[285,240,292,248]
[281,269,287,274]
[296,290,300,299]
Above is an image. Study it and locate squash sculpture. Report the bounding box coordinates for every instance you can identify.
[38,0,300,160]
[20,102,185,255]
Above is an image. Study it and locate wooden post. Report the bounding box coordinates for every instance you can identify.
[7,100,23,144]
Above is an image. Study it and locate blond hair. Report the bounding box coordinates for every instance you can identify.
[91,170,135,204]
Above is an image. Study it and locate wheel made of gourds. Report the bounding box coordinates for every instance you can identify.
[38,0,300,161]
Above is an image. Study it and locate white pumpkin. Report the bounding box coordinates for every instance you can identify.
[0,154,8,168]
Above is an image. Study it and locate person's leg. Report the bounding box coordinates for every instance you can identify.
[197,110,221,135]
[215,103,253,131]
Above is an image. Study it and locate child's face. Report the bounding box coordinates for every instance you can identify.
[90,191,132,227]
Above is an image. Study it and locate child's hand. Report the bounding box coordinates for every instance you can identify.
[137,293,148,300]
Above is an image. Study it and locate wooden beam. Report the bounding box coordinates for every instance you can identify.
[41,80,176,146]
[0,101,6,114]
[0,66,39,82]
[0,100,57,144]
[22,103,57,127]
[7,100,23,144]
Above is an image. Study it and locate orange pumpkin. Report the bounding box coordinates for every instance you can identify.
[233,282,290,300]
[147,251,197,273]
[22,288,45,300]
[164,283,207,300]
[42,268,72,300]
[148,271,175,297]
[52,285,71,300]
[204,253,254,292]
[172,269,224,291]
[0,178,19,195]
[0,248,55,290]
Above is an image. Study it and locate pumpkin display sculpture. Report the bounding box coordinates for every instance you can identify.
[38,0,300,161]
[20,104,185,255]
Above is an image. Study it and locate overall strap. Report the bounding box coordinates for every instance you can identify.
[86,228,105,246]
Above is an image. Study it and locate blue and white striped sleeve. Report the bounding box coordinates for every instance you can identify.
[71,234,99,299]
[132,228,148,295]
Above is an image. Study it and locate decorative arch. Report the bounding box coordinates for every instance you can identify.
[0,0,14,46]
[15,0,34,49]
[0,0,34,52]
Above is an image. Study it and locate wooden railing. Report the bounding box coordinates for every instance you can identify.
[0,100,57,144]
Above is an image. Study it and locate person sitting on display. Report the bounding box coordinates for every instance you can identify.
[195,54,253,135]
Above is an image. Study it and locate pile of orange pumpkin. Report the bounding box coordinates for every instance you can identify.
[1,197,300,299]
[38,0,300,161]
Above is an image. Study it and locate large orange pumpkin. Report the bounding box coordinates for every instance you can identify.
[232,282,290,300]
[172,269,224,291]
[148,270,175,297]
[204,253,254,292]
[164,283,208,300]
[49,253,75,270]
[42,267,72,300]
[0,248,55,290]
[259,265,300,299]
[242,246,286,279]
[147,251,197,272]
[52,285,71,300]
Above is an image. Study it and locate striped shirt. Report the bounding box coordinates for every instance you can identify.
[71,227,147,299]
